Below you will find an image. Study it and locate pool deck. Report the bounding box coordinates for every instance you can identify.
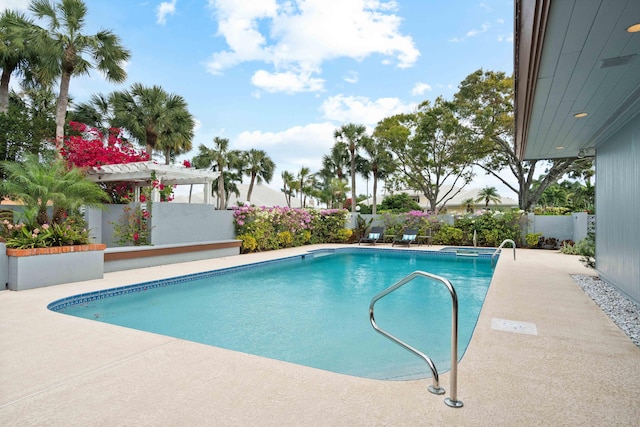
[1,245,639,426]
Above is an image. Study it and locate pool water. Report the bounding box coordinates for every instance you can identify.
[56,249,494,380]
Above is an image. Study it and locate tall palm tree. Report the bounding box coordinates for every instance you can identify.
[475,186,502,207]
[328,178,350,209]
[281,170,296,207]
[0,10,37,114]
[362,136,395,215]
[112,83,194,159]
[297,166,311,208]
[192,137,231,210]
[334,123,368,214]
[28,0,131,150]
[0,154,108,225]
[243,149,275,202]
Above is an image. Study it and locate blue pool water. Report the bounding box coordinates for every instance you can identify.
[52,249,495,380]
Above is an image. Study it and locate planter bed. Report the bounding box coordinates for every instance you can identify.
[7,244,106,291]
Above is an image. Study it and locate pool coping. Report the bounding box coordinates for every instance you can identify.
[1,244,639,425]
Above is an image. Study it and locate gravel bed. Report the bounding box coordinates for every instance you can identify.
[572,275,640,347]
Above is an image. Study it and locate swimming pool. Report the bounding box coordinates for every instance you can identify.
[49,248,495,380]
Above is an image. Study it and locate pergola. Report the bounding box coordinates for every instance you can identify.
[85,162,218,204]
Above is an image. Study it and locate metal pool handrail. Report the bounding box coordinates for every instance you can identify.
[369,271,463,408]
[491,239,516,267]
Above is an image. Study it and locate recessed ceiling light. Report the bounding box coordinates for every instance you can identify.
[627,23,640,33]
[574,112,588,118]
[555,146,564,150]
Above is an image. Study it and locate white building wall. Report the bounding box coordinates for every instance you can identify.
[596,112,640,305]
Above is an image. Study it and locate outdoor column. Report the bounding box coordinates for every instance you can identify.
[204,180,212,204]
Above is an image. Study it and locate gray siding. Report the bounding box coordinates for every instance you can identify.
[596,112,640,305]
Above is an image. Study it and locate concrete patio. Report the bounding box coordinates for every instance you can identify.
[1,245,638,426]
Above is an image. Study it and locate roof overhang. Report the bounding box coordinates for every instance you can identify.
[85,162,219,186]
[515,0,640,160]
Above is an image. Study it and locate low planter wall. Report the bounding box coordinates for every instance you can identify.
[7,244,106,291]
[104,240,241,273]
[0,242,7,290]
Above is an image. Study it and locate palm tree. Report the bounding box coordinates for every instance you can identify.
[112,83,194,159]
[475,186,502,208]
[0,154,108,225]
[328,178,350,209]
[28,0,131,150]
[334,123,368,214]
[243,149,275,202]
[0,10,37,114]
[461,198,475,214]
[297,166,311,208]
[70,92,113,136]
[362,136,395,215]
[192,137,231,210]
[281,170,296,207]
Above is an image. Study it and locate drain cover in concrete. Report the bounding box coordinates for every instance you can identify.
[491,318,538,335]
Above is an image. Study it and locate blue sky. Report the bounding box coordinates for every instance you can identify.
[3,0,515,198]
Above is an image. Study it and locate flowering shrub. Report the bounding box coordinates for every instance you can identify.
[382,211,437,236]
[1,215,90,249]
[437,210,527,247]
[112,204,152,246]
[61,122,150,204]
[233,206,348,252]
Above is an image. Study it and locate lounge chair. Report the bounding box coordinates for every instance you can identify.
[392,228,418,247]
[359,226,384,245]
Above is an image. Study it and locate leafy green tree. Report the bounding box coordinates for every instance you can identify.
[453,69,592,211]
[0,154,108,225]
[379,193,421,213]
[334,123,368,214]
[377,97,474,213]
[475,186,501,207]
[28,0,131,150]
[111,83,194,160]
[461,197,475,213]
[242,149,275,202]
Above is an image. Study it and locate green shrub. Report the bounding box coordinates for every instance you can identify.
[237,233,258,253]
[526,232,543,248]
[433,225,464,245]
[576,233,595,269]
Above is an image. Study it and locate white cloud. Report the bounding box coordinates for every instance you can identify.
[251,68,324,93]
[320,94,414,125]
[235,122,336,171]
[344,71,359,84]
[496,18,504,24]
[411,82,432,96]
[466,23,490,37]
[206,0,419,93]
[157,0,177,25]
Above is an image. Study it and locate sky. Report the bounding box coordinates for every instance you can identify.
[2,0,515,200]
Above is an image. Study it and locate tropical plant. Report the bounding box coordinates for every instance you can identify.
[0,9,37,114]
[111,83,194,161]
[297,166,311,208]
[280,170,296,207]
[243,149,275,202]
[27,0,131,149]
[476,186,501,207]
[192,137,232,210]
[362,134,395,215]
[0,154,108,225]
[334,123,368,214]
